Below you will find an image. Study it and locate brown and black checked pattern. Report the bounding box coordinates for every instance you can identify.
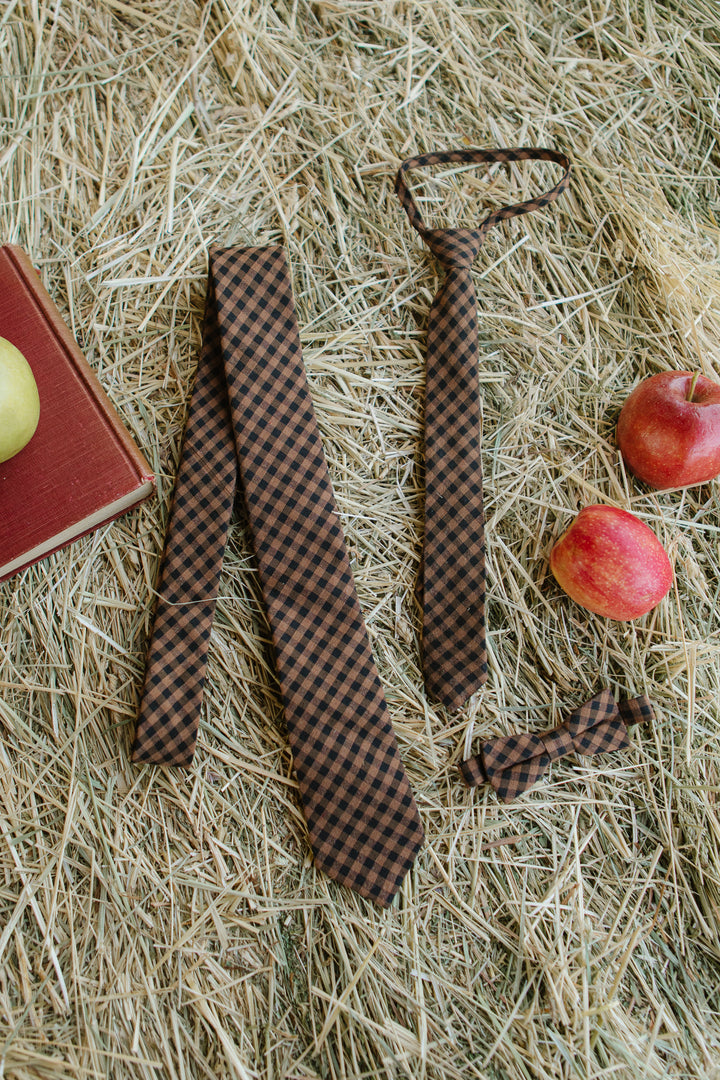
[458,688,654,802]
[395,148,571,710]
[134,247,424,907]
[131,270,237,766]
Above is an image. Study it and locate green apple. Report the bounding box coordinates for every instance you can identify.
[0,336,40,463]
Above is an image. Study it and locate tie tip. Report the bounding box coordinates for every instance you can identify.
[130,746,196,768]
[313,825,425,908]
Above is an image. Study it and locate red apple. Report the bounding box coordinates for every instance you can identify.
[549,505,672,620]
[617,371,720,488]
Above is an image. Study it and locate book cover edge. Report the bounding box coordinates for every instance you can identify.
[0,244,157,581]
[3,244,156,487]
[0,483,154,583]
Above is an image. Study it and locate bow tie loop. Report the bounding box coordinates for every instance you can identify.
[421,227,483,269]
[459,690,653,802]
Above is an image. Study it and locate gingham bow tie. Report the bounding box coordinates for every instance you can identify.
[395,148,571,710]
[458,689,654,802]
[133,246,424,907]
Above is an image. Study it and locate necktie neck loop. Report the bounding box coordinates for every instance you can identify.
[395,146,571,253]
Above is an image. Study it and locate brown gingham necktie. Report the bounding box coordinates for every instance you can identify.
[395,148,571,709]
[459,688,653,801]
[133,246,424,907]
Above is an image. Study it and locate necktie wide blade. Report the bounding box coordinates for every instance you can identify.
[134,246,424,907]
[396,148,571,710]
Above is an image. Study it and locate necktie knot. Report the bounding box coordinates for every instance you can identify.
[421,227,482,269]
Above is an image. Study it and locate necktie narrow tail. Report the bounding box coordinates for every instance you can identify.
[134,246,424,907]
[395,148,571,710]
[132,273,237,766]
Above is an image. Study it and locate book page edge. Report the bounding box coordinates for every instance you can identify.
[0,482,155,580]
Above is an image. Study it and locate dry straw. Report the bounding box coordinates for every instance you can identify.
[1,0,720,1076]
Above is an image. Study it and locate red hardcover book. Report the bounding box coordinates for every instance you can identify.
[0,245,155,582]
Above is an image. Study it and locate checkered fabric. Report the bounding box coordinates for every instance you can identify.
[133,247,424,907]
[395,148,571,709]
[458,688,654,801]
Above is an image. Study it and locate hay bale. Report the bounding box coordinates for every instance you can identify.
[1,1,719,1076]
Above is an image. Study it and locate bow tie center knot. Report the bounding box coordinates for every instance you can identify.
[540,724,574,762]
[422,227,482,269]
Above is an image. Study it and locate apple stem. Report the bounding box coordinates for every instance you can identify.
[687,371,701,402]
